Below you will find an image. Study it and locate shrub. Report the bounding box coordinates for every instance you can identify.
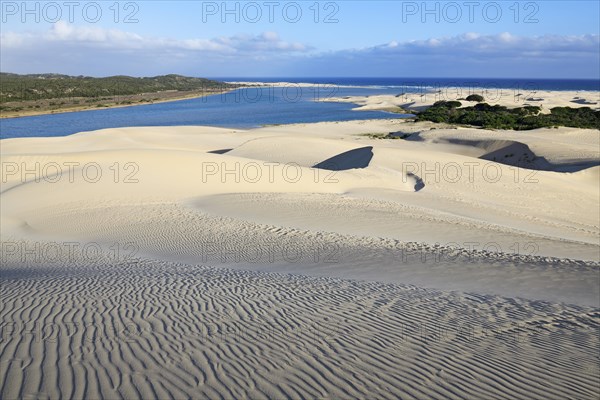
[523,105,541,115]
[417,101,599,130]
[433,100,462,108]
[466,94,484,102]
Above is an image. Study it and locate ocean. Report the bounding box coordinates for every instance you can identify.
[224,77,600,91]
[1,78,598,139]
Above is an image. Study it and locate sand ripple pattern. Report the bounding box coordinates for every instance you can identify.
[1,260,599,400]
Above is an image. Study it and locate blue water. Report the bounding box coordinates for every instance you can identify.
[2,77,598,139]
[0,86,407,139]
[222,77,600,91]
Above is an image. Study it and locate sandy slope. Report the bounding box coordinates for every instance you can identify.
[1,118,599,399]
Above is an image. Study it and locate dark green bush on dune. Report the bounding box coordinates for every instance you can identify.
[433,100,462,108]
[417,102,600,130]
[466,94,484,102]
[539,107,600,129]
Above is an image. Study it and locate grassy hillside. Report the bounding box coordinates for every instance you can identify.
[0,73,233,102]
[0,73,238,117]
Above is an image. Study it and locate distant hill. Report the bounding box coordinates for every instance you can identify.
[0,73,233,102]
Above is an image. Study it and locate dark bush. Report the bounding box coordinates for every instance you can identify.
[417,101,599,130]
[466,94,484,102]
[433,100,462,108]
[523,105,542,115]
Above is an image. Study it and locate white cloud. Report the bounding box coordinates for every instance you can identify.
[295,33,600,78]
[1,26,598,78]
[377,32,600,56]
[261,31,280,42]
[1,21,310,54]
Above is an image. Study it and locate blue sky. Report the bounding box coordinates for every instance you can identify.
[1,1,599,78]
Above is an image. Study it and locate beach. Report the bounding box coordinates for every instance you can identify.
[1,88,599,398]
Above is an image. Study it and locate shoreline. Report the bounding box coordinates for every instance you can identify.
[0,88,238,119]
[3,85,598,120]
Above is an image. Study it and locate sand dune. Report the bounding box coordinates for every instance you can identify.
[1,118,599,399]
[405,128,600,173]
[226,136,372,169]
[322,89,600,114]
[445,139,547,169]
[313,146,373,171]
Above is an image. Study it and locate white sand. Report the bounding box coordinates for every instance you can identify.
[1,115,599,399]
[321,89,600,113]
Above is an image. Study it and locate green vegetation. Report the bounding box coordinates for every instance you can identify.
[466,94,484,102]
[417,102,599,130]
[0,73,238,116]
[433,100,462,108]
[0,73,233,102]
